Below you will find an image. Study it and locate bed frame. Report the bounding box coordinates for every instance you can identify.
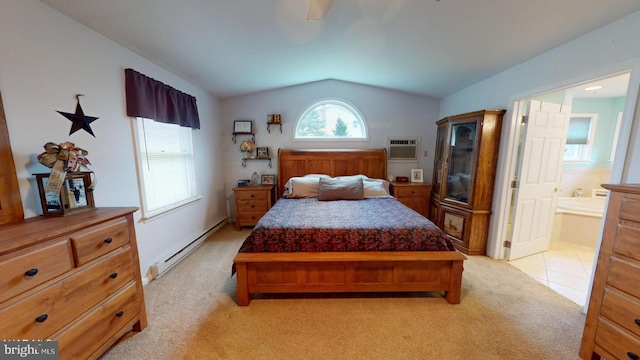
[233,148,466,305]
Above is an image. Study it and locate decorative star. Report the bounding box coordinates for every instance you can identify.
[57,94,99,137]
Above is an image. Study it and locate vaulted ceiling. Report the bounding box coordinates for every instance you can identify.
[38,0,640,99]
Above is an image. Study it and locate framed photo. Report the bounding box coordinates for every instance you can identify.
[35,172,95,216]
[233,120,253,134]
[261,174,276,185]
[256,146,269,159]
[411,169,424,183]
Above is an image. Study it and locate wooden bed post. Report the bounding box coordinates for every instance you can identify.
[235,262,250,306]
[444,260,464,304]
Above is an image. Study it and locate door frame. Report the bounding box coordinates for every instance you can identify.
[487,66,640,261]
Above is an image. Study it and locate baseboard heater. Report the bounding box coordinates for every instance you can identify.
[150,218,228,280]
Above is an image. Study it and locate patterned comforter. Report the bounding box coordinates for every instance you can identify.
[238,197,455,253]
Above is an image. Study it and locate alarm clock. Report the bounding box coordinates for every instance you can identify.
[396,176,409,182]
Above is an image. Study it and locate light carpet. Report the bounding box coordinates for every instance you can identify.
[100,223,585,360]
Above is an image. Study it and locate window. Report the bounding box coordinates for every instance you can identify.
[564,113,597,163]
[134,118,198,219]
[294,100,368,140]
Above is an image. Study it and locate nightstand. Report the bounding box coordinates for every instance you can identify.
[233,185,276,230]
[389,182,432,218]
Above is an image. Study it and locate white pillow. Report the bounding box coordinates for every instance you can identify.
[304,174,332,179]
[362,179,392,198]
[283,177,321,198]
[336,174,369,181]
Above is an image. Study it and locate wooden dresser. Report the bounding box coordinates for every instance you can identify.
[0,207,147,360]
[580,184,640,360]
[389,182,431,218]
[233,185,276,230]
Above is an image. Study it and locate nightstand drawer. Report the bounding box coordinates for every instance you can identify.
[237,212,267,226]
[71,217,130,266]
[236,191,268,201]
[613,223,640,260]
[237,199,269,212]
[395,187,430,197]
[0,239,73,303]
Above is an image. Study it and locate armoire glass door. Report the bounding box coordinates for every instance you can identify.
[445,122,477,205]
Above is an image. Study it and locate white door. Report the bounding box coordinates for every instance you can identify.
[506,100,571,260]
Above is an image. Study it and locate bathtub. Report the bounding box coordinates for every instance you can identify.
[556,196,606,218]
[551,196,606,248]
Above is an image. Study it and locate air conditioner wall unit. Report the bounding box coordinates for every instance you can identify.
[387,138,420,161]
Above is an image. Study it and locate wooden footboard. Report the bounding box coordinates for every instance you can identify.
[233,251,466,305]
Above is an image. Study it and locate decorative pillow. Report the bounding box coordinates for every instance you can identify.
[318,178,364,201]
[362,179,392,198]
[283,177,322,198]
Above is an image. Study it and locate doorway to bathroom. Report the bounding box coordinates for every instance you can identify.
[505,72,630,306]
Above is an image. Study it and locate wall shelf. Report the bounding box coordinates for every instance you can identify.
[242,157,272,168]
[266,122,282,133]
[232,132,254,143]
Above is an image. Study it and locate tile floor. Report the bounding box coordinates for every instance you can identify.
[508,242,596,307]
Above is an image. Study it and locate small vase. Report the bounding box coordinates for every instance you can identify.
[243,151,248,159]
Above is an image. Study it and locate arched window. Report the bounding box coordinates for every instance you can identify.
[294,100,368,140]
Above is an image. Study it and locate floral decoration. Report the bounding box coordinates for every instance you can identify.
[239,140,255,153]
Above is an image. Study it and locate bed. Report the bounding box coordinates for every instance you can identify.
[233,148,466,305]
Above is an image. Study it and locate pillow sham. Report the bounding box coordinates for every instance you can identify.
[362,179,392,198]
[283,177,322,198]
[318,178,364,201]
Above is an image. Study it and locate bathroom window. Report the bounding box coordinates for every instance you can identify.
[294,99,368,141]
[564,113,597,163]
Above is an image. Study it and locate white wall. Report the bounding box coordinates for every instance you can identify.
[440,11,640,258]
[0,0,227,281]
[221,79,440,219]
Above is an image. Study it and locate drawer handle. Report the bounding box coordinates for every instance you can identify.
[25,268,39,277]
[35,314,48,323]
[635,319,640,326]
[109,272,118,279]
[104,238,113,244]
[250,194,254,198]
[251,205,255,208]
[628,352,639,360]
[116,311,124,317]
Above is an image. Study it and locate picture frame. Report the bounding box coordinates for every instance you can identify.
[410,169,424,183]
[261,174,276,185]
[233,120,253,134]
[256,146,269,159]
[35,172,95,216]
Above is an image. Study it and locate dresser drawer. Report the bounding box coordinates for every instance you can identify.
[237,199,269,212]
[620,197,640,223]
[614,223,640,261]
[395,186,430,197]
[595,318,640,360]
[0,248,135,340]
[608,256,640,299]
[601,288,640,338]
[71,217,130,266]
[56,282,140,360]
[236,191,268,201]
[0,239,73,303]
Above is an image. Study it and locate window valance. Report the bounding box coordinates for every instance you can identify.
[125,68,200,129]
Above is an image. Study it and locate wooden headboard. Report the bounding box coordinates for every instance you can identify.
[277,148,388,196]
